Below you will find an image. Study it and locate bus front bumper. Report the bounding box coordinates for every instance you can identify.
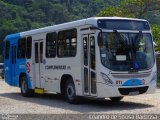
[97,81,156,98]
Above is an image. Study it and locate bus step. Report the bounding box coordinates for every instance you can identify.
[34,88,44,94]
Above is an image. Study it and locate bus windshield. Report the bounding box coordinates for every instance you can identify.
[99,32,155,71]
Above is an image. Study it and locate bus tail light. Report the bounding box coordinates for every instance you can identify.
[101,73,113,85]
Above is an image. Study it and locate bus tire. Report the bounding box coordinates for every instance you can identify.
[20,76,34,97]
[65,78,79,104]
[109,97,123,102]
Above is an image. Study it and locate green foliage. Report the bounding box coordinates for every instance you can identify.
[151,24,160,51]
[97,6,135,18]
[0,0,120,40]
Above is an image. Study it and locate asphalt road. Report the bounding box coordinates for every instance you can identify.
[0,78,160,119]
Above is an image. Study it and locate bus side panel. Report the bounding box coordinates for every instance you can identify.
[4,33,20,86]
[4,49,12,85]
[15,59,32,88]
[15,58,25,87]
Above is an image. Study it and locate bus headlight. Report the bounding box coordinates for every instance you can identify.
[101,72,113,85]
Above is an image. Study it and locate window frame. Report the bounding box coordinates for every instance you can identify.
[17,37,26,59]
[26,36,32,59]
[46,32,57,58]
[57,29,77,58]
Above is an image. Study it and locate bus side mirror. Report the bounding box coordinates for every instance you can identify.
[98,33,103,46]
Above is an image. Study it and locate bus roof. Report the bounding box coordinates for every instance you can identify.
[4,17,148,40]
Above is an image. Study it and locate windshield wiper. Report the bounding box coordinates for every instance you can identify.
[133,31,143,51]
[113,30,128,47]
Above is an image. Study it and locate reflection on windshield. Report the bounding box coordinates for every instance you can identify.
[99,33,154,71]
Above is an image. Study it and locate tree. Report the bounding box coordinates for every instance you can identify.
[97,0,160,18]
[151,24,160,51]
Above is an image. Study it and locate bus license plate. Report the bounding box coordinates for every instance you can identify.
[129,91,139,95]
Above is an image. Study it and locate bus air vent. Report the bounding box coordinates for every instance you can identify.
[118,86,149,95]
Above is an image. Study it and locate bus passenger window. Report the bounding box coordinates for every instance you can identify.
[58,29,77,57]
[17,38,26,59]
[46,32,57,58]
[83,37,88,66]
[35,43,39,63]
[40,42,43,63]
[26,36,32,59]
[5,41,10,59]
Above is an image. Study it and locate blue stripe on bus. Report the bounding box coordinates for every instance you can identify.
[5,33,20,41]
[122,78,142,86]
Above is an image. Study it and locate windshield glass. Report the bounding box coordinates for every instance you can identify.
[99,32,155,71]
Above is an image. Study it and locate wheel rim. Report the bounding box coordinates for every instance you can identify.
[67,85,74,99]
[22,80,27,94]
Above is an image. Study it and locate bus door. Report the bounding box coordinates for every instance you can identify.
[83,34,97,96]
[33,40,43,88]
[11,45,16,85]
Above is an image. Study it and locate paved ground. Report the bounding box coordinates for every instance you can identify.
[0,78,160,115]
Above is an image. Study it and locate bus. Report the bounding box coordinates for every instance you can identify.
[4,17,157,104]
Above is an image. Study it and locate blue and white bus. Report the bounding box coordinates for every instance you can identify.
[4,17,157,103]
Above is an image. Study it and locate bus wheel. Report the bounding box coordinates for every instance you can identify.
[65,79,79,104]
[109,97,123,102]
[20,76,33,97]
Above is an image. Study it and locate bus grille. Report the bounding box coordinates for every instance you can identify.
[118,86,149,95]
